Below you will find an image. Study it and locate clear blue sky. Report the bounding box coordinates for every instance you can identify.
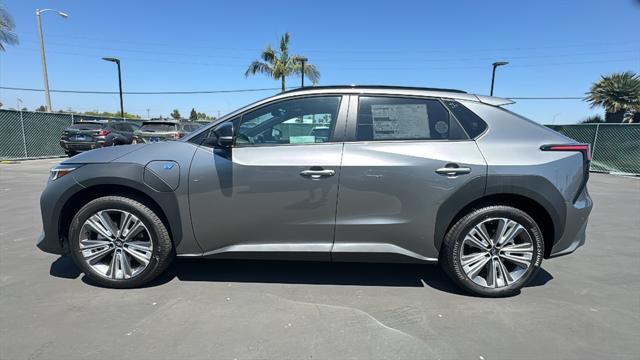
[1,0,638,123]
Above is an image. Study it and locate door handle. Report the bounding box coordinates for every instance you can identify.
[300,169,336,179]
[435,165,471,177]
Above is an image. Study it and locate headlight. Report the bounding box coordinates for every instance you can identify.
[50,164,82,181]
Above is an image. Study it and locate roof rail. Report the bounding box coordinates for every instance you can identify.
[283,85,467,94]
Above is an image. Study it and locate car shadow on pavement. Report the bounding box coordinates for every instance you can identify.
[49,256,82,279]
[50,256,554,296]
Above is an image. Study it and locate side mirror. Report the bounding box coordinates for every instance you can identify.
[212,122,234,148]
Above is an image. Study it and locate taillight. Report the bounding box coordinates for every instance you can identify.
[540,144,591,161]
[96,130,110,136]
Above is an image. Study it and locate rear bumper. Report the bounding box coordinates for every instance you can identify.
[60,140,107,152]
[134,136,176,143]
[548,188,593,258]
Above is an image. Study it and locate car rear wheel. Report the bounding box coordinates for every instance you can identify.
[68,196,174,288]
[440,205,544,297]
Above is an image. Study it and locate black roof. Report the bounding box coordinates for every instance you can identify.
[283,85,467,94]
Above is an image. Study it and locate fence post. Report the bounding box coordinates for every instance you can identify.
[71,113,74,125]
[19,109,28,158]
[590,123,601,171]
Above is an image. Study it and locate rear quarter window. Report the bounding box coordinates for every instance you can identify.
[443,100,488,138]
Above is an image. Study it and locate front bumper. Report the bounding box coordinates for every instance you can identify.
[36,172,84,255]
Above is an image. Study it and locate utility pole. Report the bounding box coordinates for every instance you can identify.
[36,9,68,112]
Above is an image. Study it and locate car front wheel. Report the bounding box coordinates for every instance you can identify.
[440,205,544,297]
[68,196,174,288]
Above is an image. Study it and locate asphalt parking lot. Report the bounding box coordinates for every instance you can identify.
[1,159,639,360]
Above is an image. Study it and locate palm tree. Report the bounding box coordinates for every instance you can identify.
[585,71,640,123]
[0,4,18,51]
[245,32,320,92]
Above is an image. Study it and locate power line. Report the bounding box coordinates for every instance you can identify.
[16,32,640,54]
[508,97,583,100]
[1,86,586,99]
[0,86,282,95]
[10,46,639,70]
[17,39,639,63]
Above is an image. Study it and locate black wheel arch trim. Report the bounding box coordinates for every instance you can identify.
[63,163,183,248]
[434,174,566,253]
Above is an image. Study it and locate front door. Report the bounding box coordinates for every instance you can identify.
[189,95,348,258]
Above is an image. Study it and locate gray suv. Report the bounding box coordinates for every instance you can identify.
[37,86,593,297]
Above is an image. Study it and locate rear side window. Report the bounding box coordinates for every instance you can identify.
[357,96,462,141]
[443,100,487,138]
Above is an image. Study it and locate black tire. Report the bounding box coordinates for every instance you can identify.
[68,196,174,288]
[440,205,544,297]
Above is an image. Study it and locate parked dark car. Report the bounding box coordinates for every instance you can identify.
[133,121,202,143]
[60,121,140,157]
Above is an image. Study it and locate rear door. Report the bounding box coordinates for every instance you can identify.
[333,95,487,261]
[188,95,349,258]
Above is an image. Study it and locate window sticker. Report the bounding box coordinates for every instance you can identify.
[371,104,430,139]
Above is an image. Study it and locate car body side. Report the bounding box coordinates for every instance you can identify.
[38,88,592,263]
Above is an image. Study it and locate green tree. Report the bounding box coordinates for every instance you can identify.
[170,109,181,120]
[35,105,46,112]
[245,32,320,92]
[189,108,198,121]
[580,115,604,124]
[0,5,18,51]
[82,110,140,119]
[585,71,640,123]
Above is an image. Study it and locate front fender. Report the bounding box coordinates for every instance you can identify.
[71,163,186,248]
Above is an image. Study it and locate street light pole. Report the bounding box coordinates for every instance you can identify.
[490,61,509,96]
[102,57,124,118]
[36,9,68,113]
[299,57,308,88]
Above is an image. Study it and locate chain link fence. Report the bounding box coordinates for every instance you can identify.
[547,124,640,175]
[0,110,133,159]
[1,109,638,175]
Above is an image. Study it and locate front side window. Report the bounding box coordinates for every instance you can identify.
[356,96,464,141]
[236,96,341,146]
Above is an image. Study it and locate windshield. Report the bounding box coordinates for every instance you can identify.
[182,124,202,132]
[140,123,178,132]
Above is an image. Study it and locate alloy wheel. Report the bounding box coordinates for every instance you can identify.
[78,209,153,280]
[460,217,534,288]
